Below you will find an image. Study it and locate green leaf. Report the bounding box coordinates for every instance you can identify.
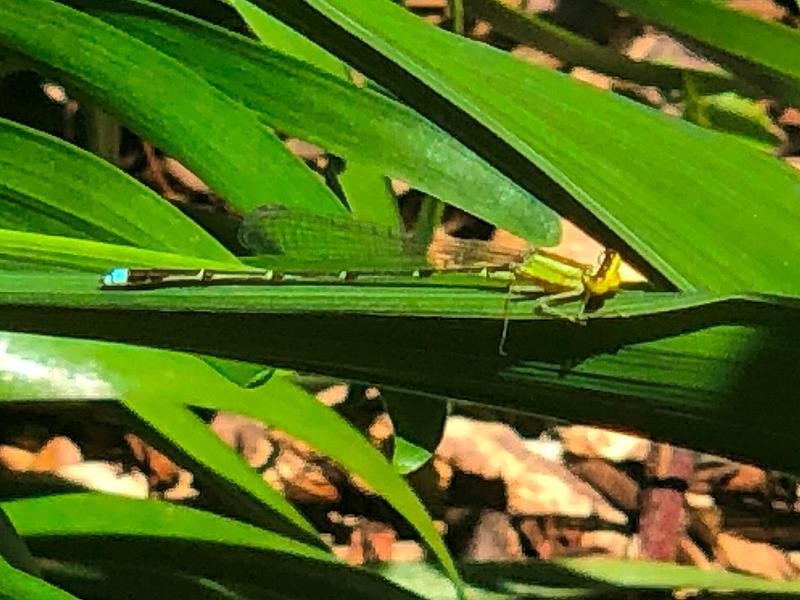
[463,0,739,95]
[378,563,495,600]
[554,557,800,593]
[0,332,319,545]
[0,557,80,600]
[124,397,323,541]
[254,0,800,295]
[0,0,343,216]
[336,162,401,229]
[453,558,800,595]
[77,0,559,245]
[3,493,324,555]
[218,1,401,230]
[0,118,237,261]
[186,373,461,591]
[601,0,800,106]
[222,0,349,78]
[2,273,799,476]
[684,89,779,147]
[0,229,245,272]
[383,391,448,474]
[5,494,425,600]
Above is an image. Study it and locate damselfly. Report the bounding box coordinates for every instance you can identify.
[100,204,622,354]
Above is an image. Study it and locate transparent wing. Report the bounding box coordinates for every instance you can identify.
[238,204,532,271]
[239,204,411,262]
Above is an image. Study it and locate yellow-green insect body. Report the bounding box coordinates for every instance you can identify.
[498,249,622,354]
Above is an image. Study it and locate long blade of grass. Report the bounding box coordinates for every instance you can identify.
[0,334,320,544]
[222,0,349,78]
[0,229,246,272]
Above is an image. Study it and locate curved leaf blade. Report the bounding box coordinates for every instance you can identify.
[0,332,319,544]
[186,373,462,592]
[0,0,343,216]
[0,557,79,600]
[0,119,237,261]
[0,331,460,591]
[5,494,425,599]
[223,0,349,78]
[2,493,327,557]
[0,229,245,272]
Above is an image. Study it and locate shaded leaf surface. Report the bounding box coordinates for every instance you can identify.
[0,272,797,474]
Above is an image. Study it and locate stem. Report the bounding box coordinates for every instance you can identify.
[449,0,464,34]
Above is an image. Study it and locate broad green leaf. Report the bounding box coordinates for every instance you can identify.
[254,0,800,295]
[76,0,559,245]
[0,557,79,600]
[4,494,425,600]
[601,0,800,106]
[0,273,797,475]
[0,119,237,261]
[0,0,343,216]
[0,229,245,272]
